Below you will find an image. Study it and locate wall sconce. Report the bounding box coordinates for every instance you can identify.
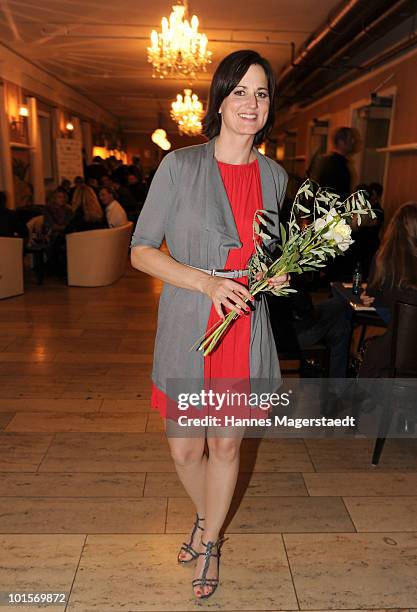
[276,144,285,161]
[19,106,29,117]
[66,121,74,131]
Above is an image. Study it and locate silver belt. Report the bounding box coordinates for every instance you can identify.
[187,264,248,279]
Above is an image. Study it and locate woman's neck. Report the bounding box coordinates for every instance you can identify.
[214,131,256,165]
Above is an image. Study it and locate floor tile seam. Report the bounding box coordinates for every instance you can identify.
[280,532,301,611]
[35,433,57,474]
[300,439,317,474]
[64,533,88,612]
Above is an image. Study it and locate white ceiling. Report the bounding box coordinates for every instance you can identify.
[0,0,341,131]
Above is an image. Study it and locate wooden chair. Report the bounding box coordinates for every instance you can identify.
[371,301,417,466]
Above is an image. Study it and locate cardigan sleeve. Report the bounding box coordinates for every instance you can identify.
[130,152,177,249]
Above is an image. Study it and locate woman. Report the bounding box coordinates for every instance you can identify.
[44,189,73,233]
[66,184,106,233]
[130,50,288,600]
[359,201,417,377]
[42,189,73,274]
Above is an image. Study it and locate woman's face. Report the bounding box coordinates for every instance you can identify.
[55,192,67,207]
[219,64,270,139]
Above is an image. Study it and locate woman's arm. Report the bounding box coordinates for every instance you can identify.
[131,244,254,319]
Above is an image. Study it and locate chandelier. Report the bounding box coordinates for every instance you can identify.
[171,88,204,136]
[148,1,212,79]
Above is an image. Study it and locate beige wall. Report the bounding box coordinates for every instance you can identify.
[275,48,417,221]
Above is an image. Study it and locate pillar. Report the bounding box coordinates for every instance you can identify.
[0,84,15,208]
[27,96,45,204]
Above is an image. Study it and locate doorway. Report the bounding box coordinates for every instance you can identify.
[351,95,393,188]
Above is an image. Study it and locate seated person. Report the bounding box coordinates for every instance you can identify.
[0,191,28,240]
[44,188,73,234]
[99,187,128,228]
[69,176,84,203]
[66,185,107,233]
[267,276,352,378]
[42,189,73,274]
[359,201,417,377]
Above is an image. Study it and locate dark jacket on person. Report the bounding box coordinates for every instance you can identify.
[0,208,28,239]
[65,206,107,234]
[359,262,417,377]
[317,152,351,201]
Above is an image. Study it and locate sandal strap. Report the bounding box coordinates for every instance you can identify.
[192,578,219,586]
[197,538,222,586]
[178,514,205,561]
[179,542,199,559]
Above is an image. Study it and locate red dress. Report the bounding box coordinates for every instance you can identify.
[151,158,263,418]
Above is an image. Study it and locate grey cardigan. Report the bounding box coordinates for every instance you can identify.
[131,137,288,399]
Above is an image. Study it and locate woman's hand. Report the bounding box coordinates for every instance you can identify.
[360,292,375,306]
[255,271,290,288]
[202,277,254,320]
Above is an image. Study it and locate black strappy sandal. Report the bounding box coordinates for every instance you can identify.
[177,514,205,565]
[192,537,224,600]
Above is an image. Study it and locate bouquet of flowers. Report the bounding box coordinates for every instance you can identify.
[194,178,375,356]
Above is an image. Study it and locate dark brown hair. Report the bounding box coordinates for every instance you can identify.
[202,50,276,145]
[370,201,417,290]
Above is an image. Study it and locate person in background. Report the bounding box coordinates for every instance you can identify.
[352,182,385,279]
[69,176,84,203]
[127,171,146,214]
[318,127,360,281]
[86,176,100,196]
[99,186,128,228]
[44,189,72,234]
[109,173,138,216]
[359,201,417,377]
[58,179,72,199]
[86,156,107,182]
[268,277,351,379]
[317,127,359,200]
[42,189,73,275]
[66,184,106,233]
[131,155,144,182]
[0,191,28,240]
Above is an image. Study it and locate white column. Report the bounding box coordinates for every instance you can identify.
[0,84,15,208]
[27,96,45,204]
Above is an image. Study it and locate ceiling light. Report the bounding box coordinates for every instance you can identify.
[151,128,171,150]
[148,1,211,79]
[170,88,204,136]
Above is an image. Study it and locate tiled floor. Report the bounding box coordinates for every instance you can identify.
[0,267,417,611]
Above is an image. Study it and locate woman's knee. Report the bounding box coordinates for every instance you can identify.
[207,437,241,463]
[169,440,205,467]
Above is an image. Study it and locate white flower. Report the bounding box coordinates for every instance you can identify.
[328,219,354,251]
[314,208,339,234]
[315,212,353,251]
[314,217,327,233]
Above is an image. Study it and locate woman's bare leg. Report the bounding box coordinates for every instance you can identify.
[193,431,244,597]
[167,435,207,560]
